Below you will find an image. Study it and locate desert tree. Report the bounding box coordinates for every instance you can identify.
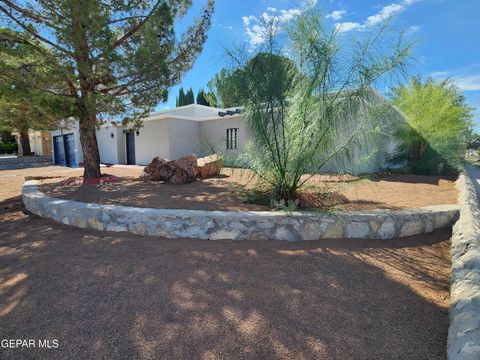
[391,77,473,174]
[0,0,214,178]
[228,10,411,204]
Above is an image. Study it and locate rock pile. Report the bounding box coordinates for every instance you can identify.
[140,154,223,184]
[139,155,198,184]
[197,154,223,178]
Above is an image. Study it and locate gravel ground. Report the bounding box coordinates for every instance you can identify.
[0,165,451,359]
[37,166,458,211]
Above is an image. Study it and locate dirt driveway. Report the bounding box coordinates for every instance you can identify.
[0,165,451,359]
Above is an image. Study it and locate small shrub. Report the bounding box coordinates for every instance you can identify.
[0,142,18,154]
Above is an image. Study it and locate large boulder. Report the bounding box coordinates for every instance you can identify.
[140,155,198,184]
[197,154,223,178]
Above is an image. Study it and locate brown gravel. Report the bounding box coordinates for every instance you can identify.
[37,166,458,211]
[0,164,452,359]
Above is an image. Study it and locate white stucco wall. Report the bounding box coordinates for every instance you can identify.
[154,104,220,119]
[167,118,200,159]
[48,102,405,173]
[116,128,126,164]
[96,126,125,164]
[134,119,170,165]
[198,115,247,158]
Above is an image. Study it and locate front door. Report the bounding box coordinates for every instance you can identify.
[126,132,136,165]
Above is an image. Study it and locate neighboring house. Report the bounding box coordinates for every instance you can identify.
[51,96,406,174]
[13,130,53,158]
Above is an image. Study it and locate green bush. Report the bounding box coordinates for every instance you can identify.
[392,77,473,175]
[0,142,18,154]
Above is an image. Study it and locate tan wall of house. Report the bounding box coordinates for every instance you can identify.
[41,131,52,158]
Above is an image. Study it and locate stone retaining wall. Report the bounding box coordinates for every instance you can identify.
[0,155,51,166]
[22,180,459,241]
[448,169,480,360]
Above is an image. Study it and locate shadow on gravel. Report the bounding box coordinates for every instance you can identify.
[368,173,456,186]
[0,196,450,359]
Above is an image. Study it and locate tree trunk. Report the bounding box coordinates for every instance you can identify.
[69,2,101,179]
[78,108,101,179]
[19,130,31,156]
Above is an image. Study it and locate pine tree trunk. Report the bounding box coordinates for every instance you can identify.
[19,130,31,156]
[78,106,101,179]
[70,2,101,180]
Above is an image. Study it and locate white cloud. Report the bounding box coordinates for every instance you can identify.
[241,0,319,49]
[242,6,302,48]
[430,65,480,91]
[407,25,421,34]
[242,15,255,27]
[365,3,403,27]
[326,9,346,21]
[335,0,422,33]
[335,22,362,32]
[430,71,449,77]
[278,8,301,22]
[454,75,480,91]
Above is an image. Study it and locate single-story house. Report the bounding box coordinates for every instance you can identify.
[51,93,406,174]
[51,104,246,167]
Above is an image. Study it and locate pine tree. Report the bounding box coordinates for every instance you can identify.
[176,88,186,107]
[185,88,195,105]
[0,1,214,178]
[196,89,209,106]
[0,29,74,155]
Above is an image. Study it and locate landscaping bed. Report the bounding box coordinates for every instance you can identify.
[37,167,458,212]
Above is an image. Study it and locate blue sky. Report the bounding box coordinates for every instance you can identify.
[162,0,480,129]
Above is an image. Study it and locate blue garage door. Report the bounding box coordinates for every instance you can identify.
[63,134,76,167]
[53,134,76,167]
[53,135,65,166]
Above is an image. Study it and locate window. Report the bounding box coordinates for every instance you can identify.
[226,128,239,150]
